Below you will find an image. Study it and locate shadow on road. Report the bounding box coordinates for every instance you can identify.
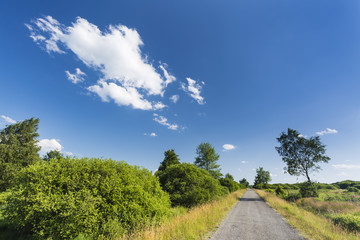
[238,198,263,202]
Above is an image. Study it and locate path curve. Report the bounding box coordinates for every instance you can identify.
[209,189,305,240]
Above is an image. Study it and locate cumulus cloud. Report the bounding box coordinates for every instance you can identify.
[38,139,63,153]
[26,16,177,110]
[170,95,180,103]
[181,77,205,104]
[144,132,157,137]
[153,113,178,130]
[316,128,338,136]
[65,68,86,84]
[332,164,360,169]
[222,144,236,151]
[1,115,16,124]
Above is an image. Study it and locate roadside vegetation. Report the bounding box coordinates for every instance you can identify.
[0,118,247,239]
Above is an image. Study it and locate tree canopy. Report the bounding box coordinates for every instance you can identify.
[254,167,271,188]
[0,118,40,191]
[157,149,180,172]
[239,178,249,188]
[194,142,222,179]
[275,128,330,187]
[43,150,63,161]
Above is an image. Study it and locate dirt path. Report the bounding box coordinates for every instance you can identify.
[209,189,305,240]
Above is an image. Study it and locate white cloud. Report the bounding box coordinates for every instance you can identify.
[316,128,338,136]
[332,164,360,169]
[144,132,157,137]
[337,171,349,177]
[153,102,167,110]
[153,113,178,130]
[27,16,176,110]
[38,139,63,153]
[170,95,180,103]
[65,68,86,84]
[1,115,16,124]
[181,77,205,104]
[298,134,306,138]
[222,144,236,151]
[270,173,277,177]
[241,161,247,164]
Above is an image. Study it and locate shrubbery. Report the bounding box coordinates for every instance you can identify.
[4,157,171,239]
[219,177,240,193]
[299,182,318,198]
[330,214,360,233]
[158,163,225,207]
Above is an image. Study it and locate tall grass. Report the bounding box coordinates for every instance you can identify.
[256,190,360,240]
[119,189,247,240]
[297,198,360,215]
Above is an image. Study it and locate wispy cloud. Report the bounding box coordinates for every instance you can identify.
[332,164,360,169]
[153,113,178,130]
[144,132,157,137]
[26,16,176,110]
[1,115,16,124]
[181,77,205,104]
[241,161,247,164]
[170,95,180,103]
[222,144,236,151]
[65,68,86,84]
[316,128,338,136]
[38,138,63,153]
[270,173,277,177]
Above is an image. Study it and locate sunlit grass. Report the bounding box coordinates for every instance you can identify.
[256,190,360,240]
[118,189,247,240]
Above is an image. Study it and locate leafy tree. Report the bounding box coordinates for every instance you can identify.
[275,128,330,189]
[239,178,249,188]
[224,173,234,181]
[158,163,224,207]
[5,158,171,239]
[0,118,40,191]
[253,167,271,188]
[43,150,63,161]
[194,142,222,178]
[157,149,180,172]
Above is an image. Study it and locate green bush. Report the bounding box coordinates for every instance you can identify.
[347,186,359,193]
[299,182,318,198]
[275,186,285,196]
[219,178,240,193]
[265,189,276,194]
[330,214,360,232]
[284,192,302,202]
[158,163,225,207]
[4,158,171,239]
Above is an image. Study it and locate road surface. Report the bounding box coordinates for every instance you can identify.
[209,189,305,240]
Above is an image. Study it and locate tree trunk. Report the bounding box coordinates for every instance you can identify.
[305,170,313,188]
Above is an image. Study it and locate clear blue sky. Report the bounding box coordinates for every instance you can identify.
[1,0,360,184]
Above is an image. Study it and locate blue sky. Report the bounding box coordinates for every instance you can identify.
[1,0,360,184]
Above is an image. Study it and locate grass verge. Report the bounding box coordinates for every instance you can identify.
[256,190,360,240]
[119,189,247,240]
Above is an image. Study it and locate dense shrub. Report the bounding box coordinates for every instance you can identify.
[284,192,302,202]
[4,158,171,239]
[317,183,338,190]
[299,182,318,198]
[330,214,360,232]
[347,186,359,193]
[275,186,285,196]
[219,178,240,193]
[158,163,225,207]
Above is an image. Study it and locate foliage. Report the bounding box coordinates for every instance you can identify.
[239,178,249,188]
[330,214,360,233]
[253,167,271,188]
[219,174,239,193]
[275,186,285,196]
[275,128,330,189]
[0,118,40,191]
[299,182,318,197]
[4,157,171,239]
[284,192,302,202]
[43,150,63,161]
[157,149,180,173]
[194,142,222,179]
[158,163,224,207]
[347,187,359,193]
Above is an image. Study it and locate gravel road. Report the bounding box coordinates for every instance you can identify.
[209,189,305,240]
